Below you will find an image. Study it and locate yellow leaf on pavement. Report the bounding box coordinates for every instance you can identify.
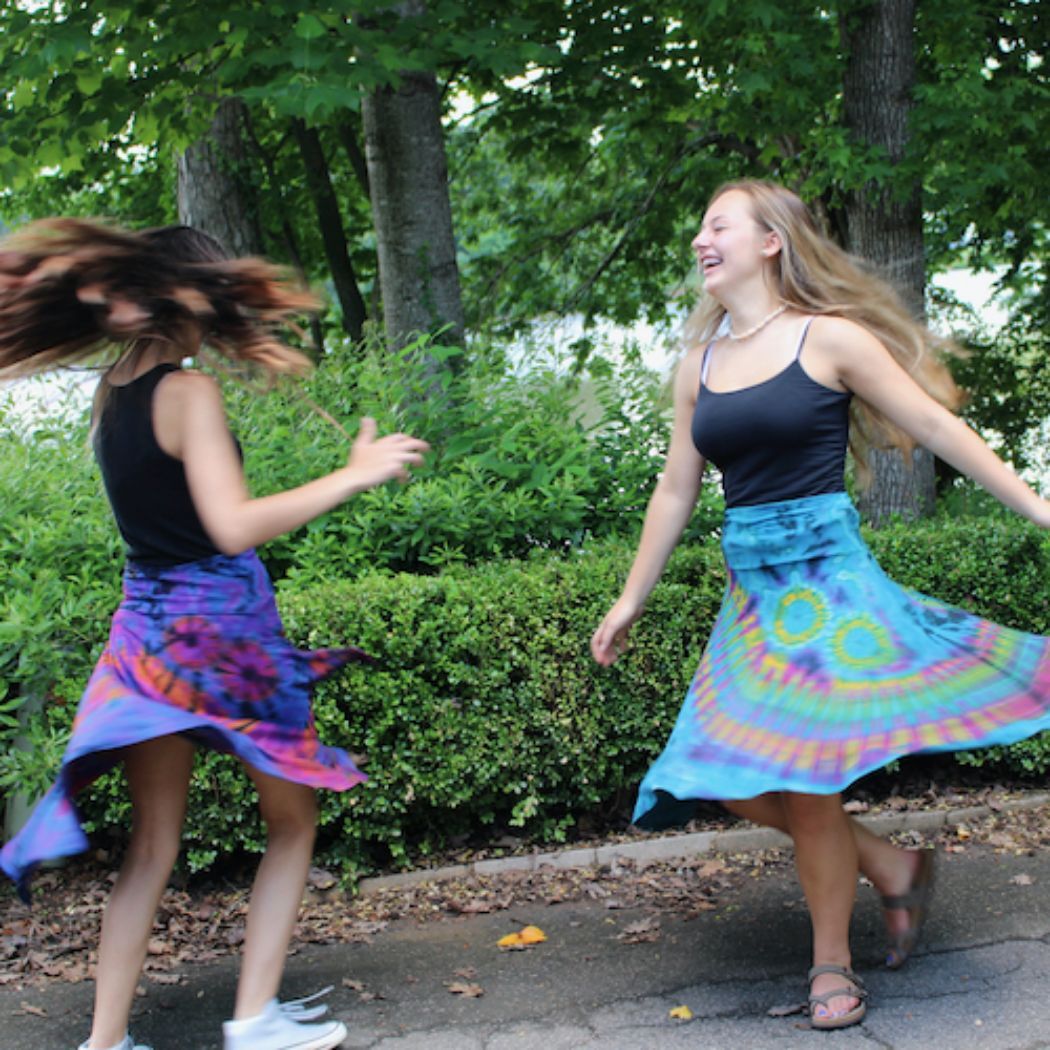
[497,925,547,948]
[669,1005,694,1021]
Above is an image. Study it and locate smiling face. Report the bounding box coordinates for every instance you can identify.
[691,188,780,298]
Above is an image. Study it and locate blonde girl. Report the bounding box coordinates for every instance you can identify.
[592,180,1050,1029]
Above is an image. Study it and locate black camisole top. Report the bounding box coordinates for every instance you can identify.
[93,363,225,566]
[691,318,852,508]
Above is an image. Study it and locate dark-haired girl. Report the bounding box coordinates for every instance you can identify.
[0,220,428,1050]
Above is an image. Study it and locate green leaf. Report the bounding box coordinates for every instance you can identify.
[11,80,35,110]
[294,13,326,40]
[75,69,103,96]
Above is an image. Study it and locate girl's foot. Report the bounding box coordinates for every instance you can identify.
[808,964,868,1029]
[223,998,347,1050]
[879,848,935,968]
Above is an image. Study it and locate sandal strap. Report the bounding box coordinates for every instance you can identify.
[881,889,921,909]
[809,985,869,1006]
[807,964,865,988]
[808,964,869,1011]
[881,850,935,911]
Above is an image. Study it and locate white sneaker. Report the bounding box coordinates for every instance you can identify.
[223,998,347,1050]
[77,1037,152,1050]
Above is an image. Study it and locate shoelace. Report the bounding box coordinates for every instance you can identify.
[278,985,335,1023]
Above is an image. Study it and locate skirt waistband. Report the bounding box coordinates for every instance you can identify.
[121,549,273,618]
[721,492,866,570]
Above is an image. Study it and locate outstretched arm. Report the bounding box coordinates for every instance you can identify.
[817,316,1050,528]
[591,347,708,666]
[154,370,429,555]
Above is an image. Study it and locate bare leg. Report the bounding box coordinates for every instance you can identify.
[723,793,924,942]
[233,766,317,1020]
[780,792,861,1021]
[89,735,195,1049]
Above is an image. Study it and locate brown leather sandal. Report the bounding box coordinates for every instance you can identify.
[808,964,868,1030]
[882,848,936,969]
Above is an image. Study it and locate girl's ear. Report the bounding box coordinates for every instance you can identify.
[762,229,783,259]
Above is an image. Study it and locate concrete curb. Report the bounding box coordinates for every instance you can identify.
[358,790,1050,894]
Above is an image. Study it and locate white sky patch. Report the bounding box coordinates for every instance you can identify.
[1,370,97,430]
[930,268,1008,329]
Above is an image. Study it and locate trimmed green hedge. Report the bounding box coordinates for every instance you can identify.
[71,517,1050,875]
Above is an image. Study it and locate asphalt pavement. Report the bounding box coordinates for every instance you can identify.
[3,834,1048,1050]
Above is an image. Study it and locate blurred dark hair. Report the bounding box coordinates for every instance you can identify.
[143,224,230,266]
[0,218,318,380]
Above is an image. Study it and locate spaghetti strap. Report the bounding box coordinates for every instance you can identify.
[700,341,715,388]
[794,317,815,361]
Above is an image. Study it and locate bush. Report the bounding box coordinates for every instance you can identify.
[0,400,122,804]
[223,333,724,581]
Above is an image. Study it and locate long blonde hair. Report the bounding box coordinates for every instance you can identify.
[683,179,963,485]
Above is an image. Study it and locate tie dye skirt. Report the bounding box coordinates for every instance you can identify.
[1,550,368,900]
[634,492,1050,829]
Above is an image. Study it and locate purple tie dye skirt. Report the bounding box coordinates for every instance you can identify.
[2,549,368,900]
[634,492,1050,828]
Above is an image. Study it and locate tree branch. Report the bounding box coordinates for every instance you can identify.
[561,132,739,312]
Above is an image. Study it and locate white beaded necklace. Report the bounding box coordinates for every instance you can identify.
[727,303,787,342]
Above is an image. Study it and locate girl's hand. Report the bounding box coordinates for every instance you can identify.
[347,417,430,489]
[591,599,643,666]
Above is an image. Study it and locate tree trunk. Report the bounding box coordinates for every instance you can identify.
[361,1,464,353]
[860,447,936,525]
[239,108,325,356]
[177,97,265,257]
[840,0,934,523]
[292,119,368,343]
[336,118,371,198]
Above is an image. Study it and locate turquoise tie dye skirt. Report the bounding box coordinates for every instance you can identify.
[1,550,368,901]
[634,492,1050,828]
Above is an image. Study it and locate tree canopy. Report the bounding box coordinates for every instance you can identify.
[1,0,1047,460]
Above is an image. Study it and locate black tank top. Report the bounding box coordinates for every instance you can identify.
[93,363,225,566]
[691,319,852,508]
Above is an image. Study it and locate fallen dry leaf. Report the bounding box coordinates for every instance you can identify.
[695,859,727,879]
[669,1005,693,1020]
[20,1001,47,1017]
[618,917,661,944]
[447,899,494,915]
[986,832,1016,850]
[307,868,338,891]
[447,981,484,998]
[1009,874,1034,886]
[147,973,184,986]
